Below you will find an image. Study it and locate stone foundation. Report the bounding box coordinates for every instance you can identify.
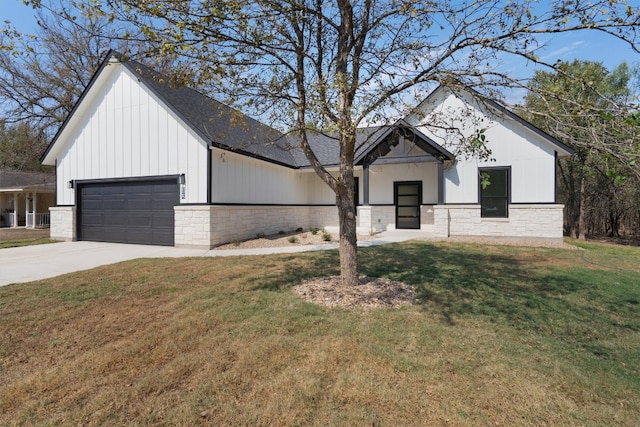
[357,205,435,233]
[50,203,565,248]
[434,204,565,241]
[49,206,76,241]
[175,205,339,248]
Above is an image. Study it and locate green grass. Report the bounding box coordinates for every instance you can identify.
[0,237,57,249]
[0,239,638,425]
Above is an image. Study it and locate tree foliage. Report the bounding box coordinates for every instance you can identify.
[0,121,50,171]
[21,0,640,283]
[0,0,119,136]
[0,0,183,169]
[524,60,640,239]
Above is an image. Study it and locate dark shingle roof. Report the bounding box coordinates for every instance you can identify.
[290,126,426,167]
[42,50,453,170]
[0,170,55,190]
[119,55,298,167]
[115,53,452,168]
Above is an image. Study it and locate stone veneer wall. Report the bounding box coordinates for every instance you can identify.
[309,206,340,232]
[175,205,339,248]
[367,206,395,232]
[433,204,565,241]
[357,205,435,233]
[49,206,76,241]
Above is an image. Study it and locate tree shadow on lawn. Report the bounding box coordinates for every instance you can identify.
[268,242,633,333]
[251,241,586,326]
[242,241,638,374]
[360,241,580,324]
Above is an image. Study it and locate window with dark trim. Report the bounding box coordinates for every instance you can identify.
[479,167,510,218]
[354,177,359,216]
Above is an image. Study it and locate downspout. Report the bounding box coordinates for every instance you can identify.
[554,151,558,204]
[437,161,444,204]
[363,161,370,206]
[207,144,213,204]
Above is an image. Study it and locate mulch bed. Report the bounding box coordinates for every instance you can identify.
[293,275,417,310]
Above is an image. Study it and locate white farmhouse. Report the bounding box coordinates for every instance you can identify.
[41,51,573,248]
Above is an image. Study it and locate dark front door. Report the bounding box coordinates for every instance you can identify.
[77,178,179,246]
[395,181,421,229]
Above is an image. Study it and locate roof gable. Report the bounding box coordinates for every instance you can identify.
[409,85,575,157]
[42,51,569,172]
[41,51,297,167]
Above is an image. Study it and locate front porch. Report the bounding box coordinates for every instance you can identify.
[0,192,52,229]
[0,170,55,229]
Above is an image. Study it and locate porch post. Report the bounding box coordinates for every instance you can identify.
[437,162,444,204]
[33,192,38,228]
[363,163,370,206]
[25,193,30,228]
[12,193,18,227]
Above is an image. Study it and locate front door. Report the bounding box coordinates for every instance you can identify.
[394,181,421,229]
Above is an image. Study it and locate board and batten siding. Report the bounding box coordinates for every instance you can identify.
[55,62,208,205]
[368,162,438,205]
[210,148,308,204]
[410,89,557,204]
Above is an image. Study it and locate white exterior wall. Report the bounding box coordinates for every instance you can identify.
[210,148,308,204]
[304,171,337,205]
[411,89,558,204]
[368,162,438,204]
[303,170,365,205]
[54,63,209,205]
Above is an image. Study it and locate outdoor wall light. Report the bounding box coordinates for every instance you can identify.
[180,174,186,185]
[67,180,74,189]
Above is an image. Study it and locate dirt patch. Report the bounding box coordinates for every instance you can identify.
[0,227,50,241]
[293,275,416,309]
[215,229,373,250]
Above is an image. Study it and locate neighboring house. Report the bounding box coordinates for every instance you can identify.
[41,51,573,248]
[0,170,55,228]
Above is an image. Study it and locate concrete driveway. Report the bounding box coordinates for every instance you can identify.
[0,241,211,287]
[0,230,433,287]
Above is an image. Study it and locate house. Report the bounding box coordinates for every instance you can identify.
[0,170,55,228]
[41,51,573,248]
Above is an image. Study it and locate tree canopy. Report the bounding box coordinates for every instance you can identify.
[8,0,640,283]
[524,60,639,239]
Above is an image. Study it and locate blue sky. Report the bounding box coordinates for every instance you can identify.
[2,0,639,105]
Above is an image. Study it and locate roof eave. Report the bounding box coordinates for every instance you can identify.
[41,50,119,165]
[354,119,454,165]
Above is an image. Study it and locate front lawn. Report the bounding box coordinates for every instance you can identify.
[0,240,638,425]
[0,228,56,248]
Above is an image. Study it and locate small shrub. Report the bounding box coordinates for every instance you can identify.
[295,227,303,232]
[288,236,298,243]
[278,230,285,235]
[310,227,320,235]
[322,231,332,241]
[256,232,266,239]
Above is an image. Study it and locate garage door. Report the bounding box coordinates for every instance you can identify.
[78,178,179,246]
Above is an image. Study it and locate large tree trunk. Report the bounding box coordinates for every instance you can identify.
[337,138,359,287]
[337,189,358,287]
[577,174,587,240]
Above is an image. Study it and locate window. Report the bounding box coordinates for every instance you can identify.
[479,167,510,218]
